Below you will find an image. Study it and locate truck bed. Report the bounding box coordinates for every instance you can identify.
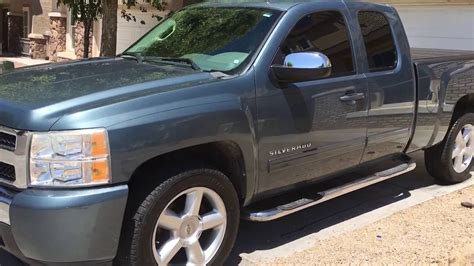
[411,48,474,60]
[408,47,474,154]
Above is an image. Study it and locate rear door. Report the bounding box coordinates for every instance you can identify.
[350,7,416,162]
[255,7,369,194]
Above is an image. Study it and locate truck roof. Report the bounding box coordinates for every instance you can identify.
[192,0,386,11]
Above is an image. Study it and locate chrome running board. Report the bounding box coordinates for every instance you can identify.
[243,160,416,222]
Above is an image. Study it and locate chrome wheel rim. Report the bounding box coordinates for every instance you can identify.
[452,124,474,173]
[152,187,227,265]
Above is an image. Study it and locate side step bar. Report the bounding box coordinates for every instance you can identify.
[243,160,416,222]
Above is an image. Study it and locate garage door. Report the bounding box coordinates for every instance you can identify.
[395,5,474,51]
[116,9,161,54]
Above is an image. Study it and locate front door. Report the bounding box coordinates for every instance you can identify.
[1,9,8,53]
[256,10,369,194]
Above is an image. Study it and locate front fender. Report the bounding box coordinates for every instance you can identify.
[49,70,258,203]
[106,98,258,202]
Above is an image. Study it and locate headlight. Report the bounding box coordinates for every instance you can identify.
[29,128,111,187]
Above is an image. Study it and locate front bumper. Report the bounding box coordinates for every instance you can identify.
[0,184,128,264]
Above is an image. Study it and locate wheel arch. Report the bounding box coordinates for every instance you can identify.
[127,141,249,206]
[449,94,474,129]
[428,94,474,149]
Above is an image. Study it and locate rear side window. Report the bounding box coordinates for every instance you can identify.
[358,11,398,72]
[278,11,355,77]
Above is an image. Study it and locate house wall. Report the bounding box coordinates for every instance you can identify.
[2,0,57,39]
[31,0,59,35]
[372,0,474,51]
[4,0,472,57]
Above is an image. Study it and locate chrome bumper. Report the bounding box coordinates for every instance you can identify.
[0,187,14,225]
[0,198,10,225]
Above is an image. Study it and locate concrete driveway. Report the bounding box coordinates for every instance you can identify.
[0,57,50,68]
[0,152,472,265]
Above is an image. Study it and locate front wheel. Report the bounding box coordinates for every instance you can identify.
[118,168,240,265]
[425,113,474,184]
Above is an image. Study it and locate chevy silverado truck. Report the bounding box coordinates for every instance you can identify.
[0,0,473,265]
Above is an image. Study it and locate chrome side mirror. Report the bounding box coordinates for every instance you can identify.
[271,52,332,83]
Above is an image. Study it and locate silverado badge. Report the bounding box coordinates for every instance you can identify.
[269,143,312,157]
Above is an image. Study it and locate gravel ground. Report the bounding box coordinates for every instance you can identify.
[273,185,474,265]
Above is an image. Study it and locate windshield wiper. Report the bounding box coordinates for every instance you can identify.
[120,54,202,71]
[143,57,202,71]
[119,52,144,63]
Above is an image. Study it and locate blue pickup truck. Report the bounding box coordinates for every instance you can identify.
[0,0,473,265]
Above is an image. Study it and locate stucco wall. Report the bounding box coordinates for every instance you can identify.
[31,0,59,35]
[3,0,58,36]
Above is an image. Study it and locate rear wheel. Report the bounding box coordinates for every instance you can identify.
[425,113,474,183]
[118,168,240,265]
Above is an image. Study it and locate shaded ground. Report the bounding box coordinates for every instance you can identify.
[232,152,474,265]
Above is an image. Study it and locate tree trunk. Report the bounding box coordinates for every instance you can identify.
[83,20,91,59]
[100,0,118,57]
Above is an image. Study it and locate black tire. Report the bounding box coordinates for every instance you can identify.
[116,168,240,265]
[425,113,474,184]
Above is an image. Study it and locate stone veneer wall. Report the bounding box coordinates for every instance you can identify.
[29,34,48,59]
[74,22,93,58]
[7,14,22,54]
[48,15,67,61]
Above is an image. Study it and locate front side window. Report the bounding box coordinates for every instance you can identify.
[22,6,30,38]
[125,7,282,73]
[276,11,355,77]
[358,11,398,72]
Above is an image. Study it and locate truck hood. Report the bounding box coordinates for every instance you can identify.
[0,58,215,131]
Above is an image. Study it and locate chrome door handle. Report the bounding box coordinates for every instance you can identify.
[339,93,365,102]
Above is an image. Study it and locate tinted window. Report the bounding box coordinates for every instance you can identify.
[126,7,282,73]
[358,11,398,72]
[277,11,355,77]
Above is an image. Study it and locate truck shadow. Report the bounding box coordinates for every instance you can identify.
[227,152,442,265]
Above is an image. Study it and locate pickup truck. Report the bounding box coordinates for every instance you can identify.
[0,0,473,265]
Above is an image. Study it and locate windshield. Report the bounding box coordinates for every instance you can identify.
[124,7,282,73]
